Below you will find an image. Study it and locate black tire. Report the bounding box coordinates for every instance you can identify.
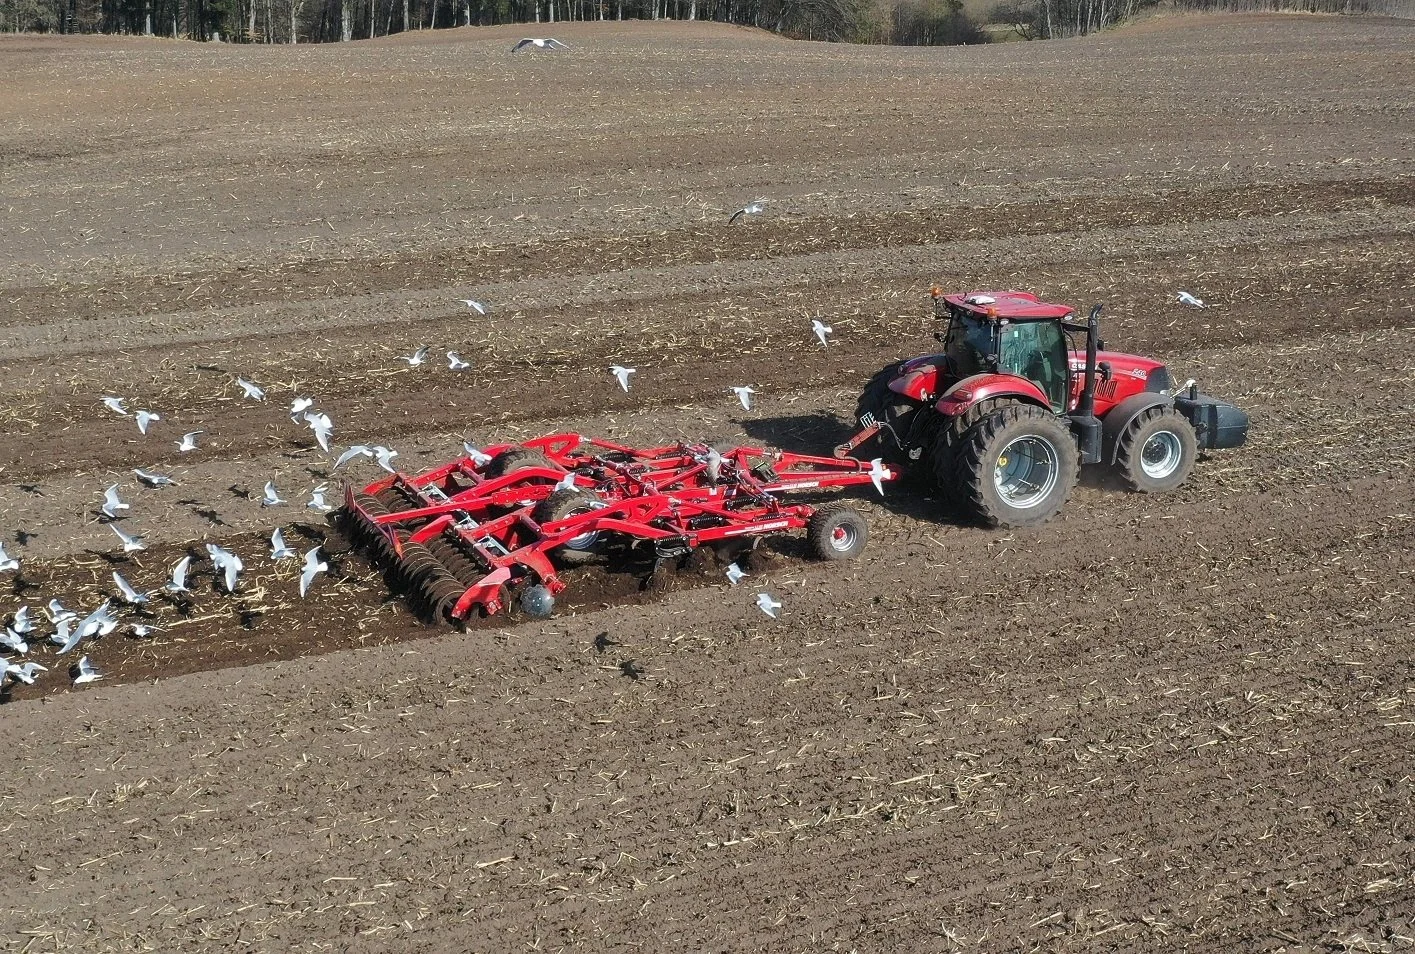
[532,489,606,566]
[807,502,869,561]
[485,447,552,479]
[954,404,1079,528]
[929,397,1010,509]
[852,362,919,468]
[1115,406,1197,493]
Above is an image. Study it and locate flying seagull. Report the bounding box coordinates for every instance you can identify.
[334,445,374,470]
[373,446,399,474]
[447,352,471,371]
[462,442,493,467]
[110,523,146,553]
[236,378,266,401]
[728,199,766,225]
[0,628,28,654]
[270,527,296,560]
[290,397,314,420]
[610,365,636,392]
[0,542,18,573]
[101,484,130,519]
[134,468,176,488]
[102,396,129,416]
[731,386,755,411]
[176,431,203,452]
[1177,291,1206,308]
[10,606,32,636]
[206,543,244,593]
[512,37,569,51]
[72,655,103,685]
[165,556,192,595]
[299,546,328,598]
[4,661,45,685]
[130,623,159,639]
[112,571,148,605]
[46,599,75,625]
[725,562,746,586]
[811,319,832,348]
[459,299,488,314]
[553,472,577,492]
[868,458,890,496]
[401,346,430,367]
[135,410,160,435]
[261,480,287,507]
[756,592,782,619]
[304,411,334,452]
[306,485,333,514]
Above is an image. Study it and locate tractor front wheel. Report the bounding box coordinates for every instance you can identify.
[807,502,869,561]
[955,405,1078,528]
[1115,407,1197,493]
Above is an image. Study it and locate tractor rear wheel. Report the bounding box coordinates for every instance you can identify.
[929,397,1009,510]
[532,489,607,566]
[807,502,869,561]
[1115,407,1197,493]
[954,404,1078,528]
[486,447,552,478]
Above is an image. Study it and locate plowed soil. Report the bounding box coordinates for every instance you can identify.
[2,14,1413,953]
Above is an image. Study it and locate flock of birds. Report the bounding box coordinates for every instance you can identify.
[0,191,1211,692]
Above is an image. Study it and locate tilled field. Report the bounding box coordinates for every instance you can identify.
[1,14,1413,953]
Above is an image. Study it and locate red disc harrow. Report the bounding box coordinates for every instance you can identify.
[339,433,893,621]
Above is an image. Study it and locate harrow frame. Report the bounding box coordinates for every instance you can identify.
[340,433,892,620]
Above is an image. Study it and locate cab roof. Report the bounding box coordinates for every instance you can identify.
[941,290,1074,321]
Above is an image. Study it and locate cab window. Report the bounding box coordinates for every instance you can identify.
[998,320,1068,411]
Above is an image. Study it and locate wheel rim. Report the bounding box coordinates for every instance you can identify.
[1140,430,1183,479]
[993,435,1060,509]
[562,502,608,552]
[829,523,858,552]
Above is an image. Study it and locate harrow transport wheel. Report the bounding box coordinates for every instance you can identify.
[485,447,553,478]
[807,502,869,561]
[533,489,608,566]
[1115,406,1197,493]
[955,404,1078,528]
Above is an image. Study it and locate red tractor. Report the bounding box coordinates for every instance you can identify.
[838,290,1249,527]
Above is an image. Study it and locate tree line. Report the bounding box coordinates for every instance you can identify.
[1,0,986,45]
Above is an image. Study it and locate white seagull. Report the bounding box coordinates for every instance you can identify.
[270,527,296,560]
[462,442,493,467]
[299,546,328,598]
[459,299,488,314]
[731,386,756,411]
[135,410,160,434]
[306,485,334,514]
[261,480,287,507]
[610,365,636,392]
[4,661,45,685]
[73,655,103,685]
[401,346,430,367]
[728,199,766,224]
[304,411,334,452]
[101,484,130,519]
[0,543,17,573]
[705,448,725,483]
[512,36,569,51]
[134,468,176,488]
[290,397,315,420]
[447,352,471,371]
[112,571,148,605]
[725,562,746,586]
[165,556,192,595]
[811,319,832,347]
[1177,291,1206,308]
[0,628,27,654]
[553,472,578,492]
[110,523,146,553]
[373,446,399,473]
[334,445,374,469]
[102,396,129,416]
[130,623,159,638]
[11,606,32,635]
[46,599,75,625]
[176,430,203,452]
[868,458,891,496]
[756,592,782,619]
[237,378,266,401]
[206,543,244,593]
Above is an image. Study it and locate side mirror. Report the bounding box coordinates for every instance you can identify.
[1098,361,1114,382]
[1097,338,1107,351]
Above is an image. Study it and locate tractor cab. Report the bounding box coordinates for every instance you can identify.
[937,291,1074,411]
